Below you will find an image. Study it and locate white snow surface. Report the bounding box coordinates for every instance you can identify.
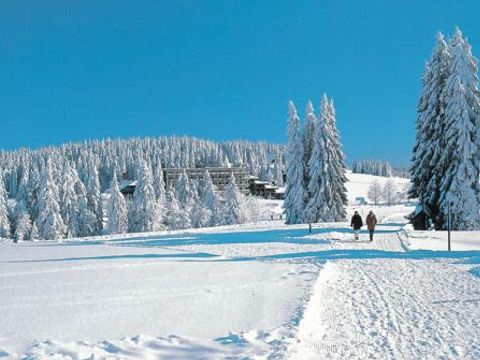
[402,225,480,251]
[345,171,410,204]
[2,192,480,358]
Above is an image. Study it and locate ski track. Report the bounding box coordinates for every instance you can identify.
[288,224,480,360]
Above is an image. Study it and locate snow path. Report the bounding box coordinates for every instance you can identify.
[289,224,480,359]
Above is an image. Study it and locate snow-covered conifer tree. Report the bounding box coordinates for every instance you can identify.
[166,190,190,229]
[29,221,39,240]
[306,95,347,222]
[223,173,247,225]
[106,172,128,235]
[153,162,166,202]
[324,98,348,221]
[60,161,80,238]
[439,28,480,230]
[284,101,307,224]
[305,99,327,223]
[201,170,223,226]
[303,101,317,174]
[0,172,11,238]
[36,160,66,240]
[13,200,31,241]
[410,32,450,225]
[175,170,195,227]
[75,175,98,237]
[86,157,102,234]
[129,160,161,232]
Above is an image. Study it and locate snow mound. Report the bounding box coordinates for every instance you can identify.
[8,329,297,360]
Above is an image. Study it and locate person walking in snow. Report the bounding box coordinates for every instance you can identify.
[366,210,377,242]
[350,211,363,240]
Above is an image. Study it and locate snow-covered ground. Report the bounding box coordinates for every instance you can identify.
[402,225,480,251]
[2,174,480,359]
[345,171,410,205]
[0,230,318,358]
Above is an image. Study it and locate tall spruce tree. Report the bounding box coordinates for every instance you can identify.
[13,200,31,241]
[36,160,66,240]
[305,97,327,223]
[175,170,195,227]
[106,172,128,235]
[60,160,80,238]
[223,173,247,225]
[410,32,450,226]
[325,98,348,221]
[0,171,11,238]
[284,101,307,224]
[129,161,161,232]
[86,157,102,234]
[166,189,190,229]
[200,170,223,226]
[303,101,317,177]
[306,95,347,222]
[439,28,480,230]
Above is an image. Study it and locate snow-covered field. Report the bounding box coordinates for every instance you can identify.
[402,226,480,251]
[345,172,410,204]
[2,173,480,359]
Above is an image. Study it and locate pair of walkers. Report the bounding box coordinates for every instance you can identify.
[350,211,377,241]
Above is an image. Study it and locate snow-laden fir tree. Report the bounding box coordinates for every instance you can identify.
[324,98,348,221]
[0,172,11,238]
[36,159,66,240]
[305,99,327,223]
[166,189,190,230]
[13,200,31,241]
[306,95,347,222]
[175,170,195,228]
[86,156,102,234]
[201,170,223,226]
[223,173,247,225]
[29,221,39,240]
[75,173,98,237]
[439,28,480,230]
[284,101,307,224]
[367,179,383,205]
[60,161,97,238]
[27,163,41,219]
[129,160,162,232]
[410,32,450,226]
[105,172,128,235]
[303,101,317,178]
[15,170,30,212]
[153,161,167,202]
[60,160,81,238]
[191,200,210,228]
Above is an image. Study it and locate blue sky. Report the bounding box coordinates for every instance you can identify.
[0,1,479,165]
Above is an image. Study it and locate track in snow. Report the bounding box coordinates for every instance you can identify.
[289,224,480,360]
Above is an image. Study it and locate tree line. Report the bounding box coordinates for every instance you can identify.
[352,159,393,177]
[0,136,284,240]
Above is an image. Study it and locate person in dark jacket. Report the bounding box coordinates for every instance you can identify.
[366,211,378,242]
[350,211,363,240]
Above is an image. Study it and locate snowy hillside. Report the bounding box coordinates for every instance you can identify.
[345,171,410,204]
[264,172,412,218]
